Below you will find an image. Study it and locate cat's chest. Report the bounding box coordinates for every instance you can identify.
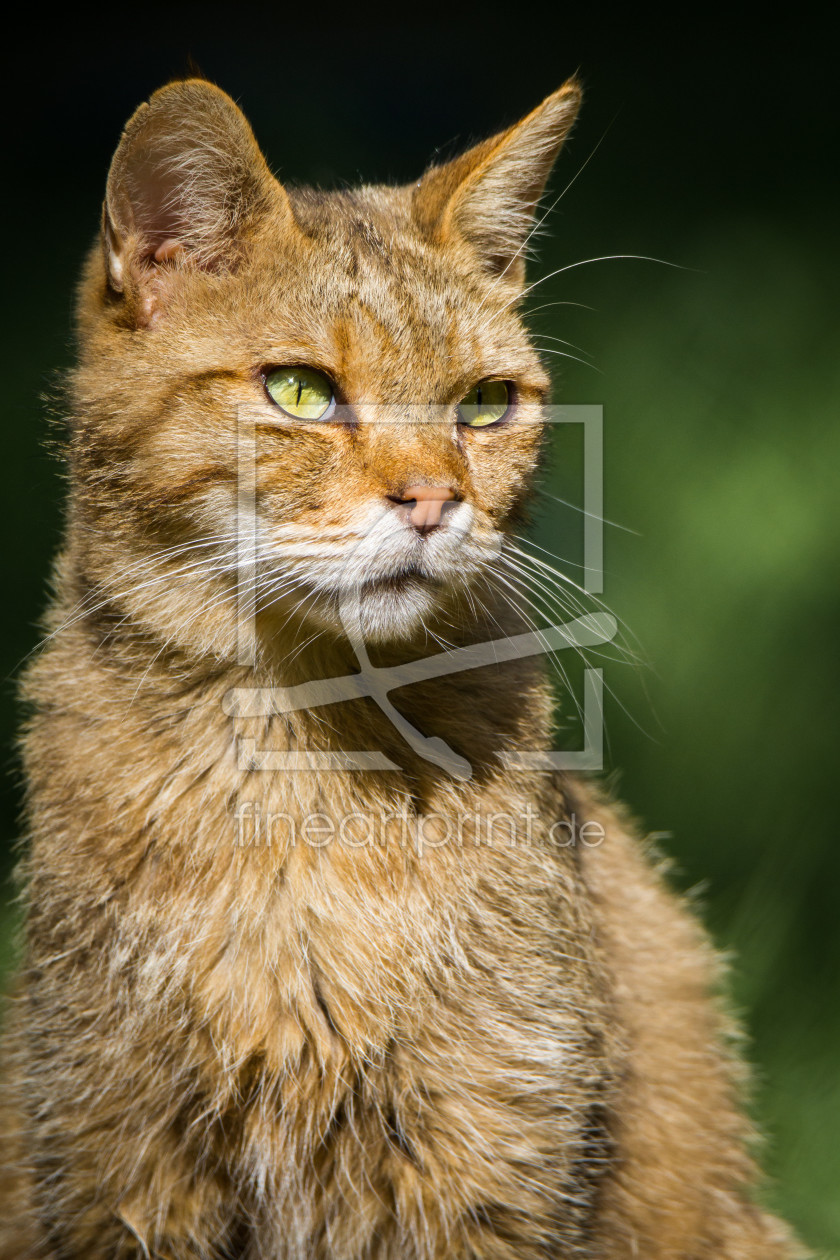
[159,793,581,1085]
[54,667,585,1091]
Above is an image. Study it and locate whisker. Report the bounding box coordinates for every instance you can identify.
[531,332,597,359]
[481,570,587,731]
[533,488,640,535]
[510,253,690,316]
[18,534,242,667]
[494,552,654,740]
[496,555,641,670]
[503,538,648,665]
[533,346,603,374]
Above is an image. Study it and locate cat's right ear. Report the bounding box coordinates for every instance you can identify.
[103,79,293,326]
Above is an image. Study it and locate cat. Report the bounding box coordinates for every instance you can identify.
[0,77,802,1259]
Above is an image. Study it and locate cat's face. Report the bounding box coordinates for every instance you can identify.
[74,80,580,657]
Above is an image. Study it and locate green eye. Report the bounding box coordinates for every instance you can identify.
[457,379,510,427]
[265,367,335,420]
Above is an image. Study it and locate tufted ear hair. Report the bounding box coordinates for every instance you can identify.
[412,79,582,292]
[103,78,293,325]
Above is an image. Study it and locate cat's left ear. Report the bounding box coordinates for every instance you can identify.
[103,79,294,326]
[413,79,582,291]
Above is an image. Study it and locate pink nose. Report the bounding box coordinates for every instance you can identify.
[395,484,457,535]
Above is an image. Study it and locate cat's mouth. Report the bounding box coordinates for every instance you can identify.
[359,568,442,595]
[257,504,490,643]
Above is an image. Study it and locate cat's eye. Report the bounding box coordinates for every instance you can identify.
[457,379,510,428]
[264,367,336,420]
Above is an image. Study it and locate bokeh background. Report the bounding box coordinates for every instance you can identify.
[2,11,837,1252]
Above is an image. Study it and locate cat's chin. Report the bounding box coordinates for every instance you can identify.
[276,572,461,647]
[354,575,447,644]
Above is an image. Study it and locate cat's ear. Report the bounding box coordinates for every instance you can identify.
[103,79,292,324]
[413,80,581,291]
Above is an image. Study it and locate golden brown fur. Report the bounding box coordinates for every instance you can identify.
[0,79,802,1258]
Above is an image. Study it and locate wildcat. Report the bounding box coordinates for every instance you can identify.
[0,77,802,1258]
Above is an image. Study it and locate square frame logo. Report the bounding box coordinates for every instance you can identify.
[223,405,613,779]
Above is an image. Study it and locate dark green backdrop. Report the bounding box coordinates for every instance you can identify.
[2,11,837,1252]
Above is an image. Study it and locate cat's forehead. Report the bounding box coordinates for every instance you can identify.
[251,186,535,390]
[287,186,501,316]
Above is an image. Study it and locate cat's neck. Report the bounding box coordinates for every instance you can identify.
[51,552,555,799]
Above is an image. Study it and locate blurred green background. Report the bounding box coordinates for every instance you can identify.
[2,12,837,1253]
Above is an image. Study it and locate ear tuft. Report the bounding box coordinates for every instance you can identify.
[103,80,289,318]
[413,79,582,290]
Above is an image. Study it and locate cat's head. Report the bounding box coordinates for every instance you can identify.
[73,78,580,660]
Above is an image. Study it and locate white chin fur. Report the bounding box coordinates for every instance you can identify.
[356,579,446,643]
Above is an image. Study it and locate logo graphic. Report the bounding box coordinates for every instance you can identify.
[225,406,613,778]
